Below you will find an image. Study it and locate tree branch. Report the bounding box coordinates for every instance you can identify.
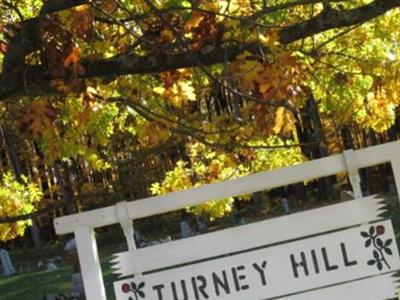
[0,43,262,101]
[0,0,399,101]
[280,0,400,43]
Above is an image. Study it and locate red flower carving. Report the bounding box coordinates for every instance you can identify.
[376,225,385,236]
[121,283,131,293]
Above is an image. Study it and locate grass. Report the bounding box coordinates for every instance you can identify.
[0,243,121,300]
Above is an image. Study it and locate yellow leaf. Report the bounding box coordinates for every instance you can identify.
[259,29,281,48]
[72,4,90,12]
[180,81,196,101]
[160,28,174,42]
[185,12,206,31]
[153,86,166,94]
[272,107,285,134]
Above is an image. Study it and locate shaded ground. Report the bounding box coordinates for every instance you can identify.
[0,244,119,300]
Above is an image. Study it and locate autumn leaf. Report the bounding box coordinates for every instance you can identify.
[160,70,179,88]
[98,0,118,13]
[272,107,285,134]
[64,46,85,79]
[138,121,171,146]
[72,4,90,13]
[185,12,206,31]
[0,41,7,54]
[272,107,296,136]
[160,28,174,43]
[187,11,222,51]
[21,100,58,137]
[259,29,281,49]
[72,6,93,38]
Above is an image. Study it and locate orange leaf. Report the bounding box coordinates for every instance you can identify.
[64,46,85,78]
[21,100,58,137]
[185,12,206,31]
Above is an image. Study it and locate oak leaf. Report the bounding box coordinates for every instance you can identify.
[64,46,85,79]
[21,100,58,137]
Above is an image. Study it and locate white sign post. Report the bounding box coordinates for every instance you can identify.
[54,141,400,300]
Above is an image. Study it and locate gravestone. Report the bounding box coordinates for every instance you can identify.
[64,239,84,298]
[0,248,16,276]
[196,216,208,232]
[282,197,291,214]
[180,220,195,238]
[340,190,354,201]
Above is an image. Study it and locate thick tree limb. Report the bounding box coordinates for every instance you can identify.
[0,0,87,100]
[0,43,263,100]
[0,0,399,101]
[39,0,87,15]
[280,0,400,43]
[2,0,86,72]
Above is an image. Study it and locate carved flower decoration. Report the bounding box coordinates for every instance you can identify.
[361,224,393,271]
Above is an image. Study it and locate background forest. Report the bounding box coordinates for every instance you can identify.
[0,0,399,251]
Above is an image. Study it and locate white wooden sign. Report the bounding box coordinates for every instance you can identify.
[112,196,384,276]
[113,220,400,300]
[53,141,400,300]
[280,272,399,300]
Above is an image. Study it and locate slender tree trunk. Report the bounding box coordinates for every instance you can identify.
[301,96,333,200]
[0,126,42,248]
[369,131,389,193]
[54,160,75,214]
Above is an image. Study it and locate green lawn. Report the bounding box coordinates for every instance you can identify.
[0,244,120,300]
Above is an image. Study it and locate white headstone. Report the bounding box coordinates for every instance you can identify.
[64,238,77,252]
[46,262,58,271]
[180,221,194,238]
[282,197,291,214]
[0,248,16,276]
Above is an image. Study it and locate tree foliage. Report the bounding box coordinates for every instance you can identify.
[151,138,305,219]
[0,0,400,239]
[0,173,42,240]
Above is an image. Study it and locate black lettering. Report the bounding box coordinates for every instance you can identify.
[212,271,230,296]
[252,261,267,286]
[191,275,209,299]
[290,252,308,278]
[311,250,320,274]
[322,247,339,271]
[172,280,188,300]
[153,284,165,300]
[232,265,249,291]
[341,243,358,267]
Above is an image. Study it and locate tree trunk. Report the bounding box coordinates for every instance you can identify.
[300,96,333,200]
[0,126,42,248]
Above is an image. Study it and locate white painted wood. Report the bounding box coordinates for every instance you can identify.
[392,156,400,197]
[112,196,385,276]
[113,220,400,300]
[53,141,400,300]
[349,175,363,198]
[350,140,400,168]
[54,141,400,235]
[344,149,363,198]
[54,153,344,234]
[279,273,399,300]
[116,201,136,251]
[74,227,107,300]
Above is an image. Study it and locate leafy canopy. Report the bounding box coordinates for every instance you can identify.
[0,0,399,227]
[0,173,42,241]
